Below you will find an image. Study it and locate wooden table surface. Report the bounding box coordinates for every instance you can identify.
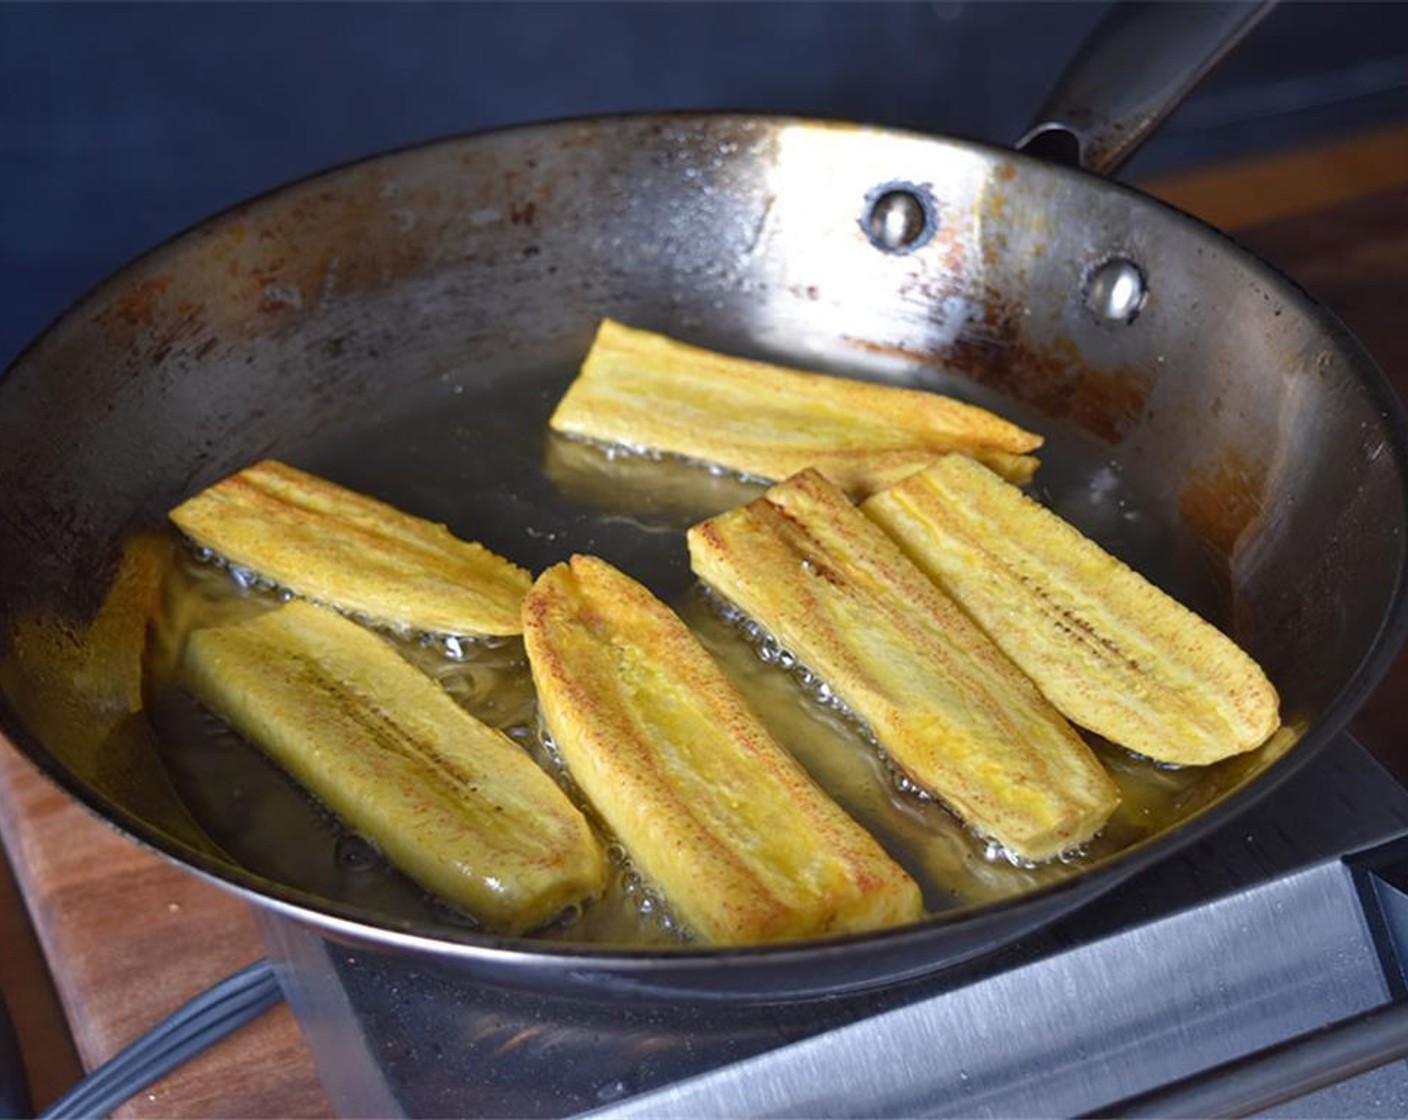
[4,123,1408,1118]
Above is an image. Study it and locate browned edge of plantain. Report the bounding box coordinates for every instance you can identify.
[548,318,1042,498]
[521,553,924,945]
[861,454,1281,766]
[180,599,606,935]
[687,468,1120,862]
[170,460,530,636]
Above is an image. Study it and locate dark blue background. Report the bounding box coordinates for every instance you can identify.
[4,1,1408,368]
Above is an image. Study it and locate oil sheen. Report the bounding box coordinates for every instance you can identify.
[143,365,1236,946]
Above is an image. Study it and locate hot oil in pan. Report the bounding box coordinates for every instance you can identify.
[146,366,1233,945]
[147,562,684,945]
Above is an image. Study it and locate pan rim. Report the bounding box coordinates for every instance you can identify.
[3,110,1408,994]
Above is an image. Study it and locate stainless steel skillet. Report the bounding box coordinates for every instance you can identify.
[0,2,1405,1002]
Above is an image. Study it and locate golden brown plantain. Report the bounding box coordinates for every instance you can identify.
[170,460,530,636]
[688,469,1119,862]
[548,319,1042,497]
[180,600,606,934]
[521,554,923,944]
[862,455,1280,765]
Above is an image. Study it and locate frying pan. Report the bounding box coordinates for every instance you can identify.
[2,3,1406,1003]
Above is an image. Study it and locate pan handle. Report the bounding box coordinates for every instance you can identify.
[1016,0,1277,177]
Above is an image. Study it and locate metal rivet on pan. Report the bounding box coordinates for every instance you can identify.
[862,184,936,254]
[1085,257,1148,324]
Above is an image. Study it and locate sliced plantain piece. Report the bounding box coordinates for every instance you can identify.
[549,319,1042,497]
[688,469,1119,862]
[170,460,530,636]
[862,454,1280,766]
[522,554,923,945]
[180,599,606,934]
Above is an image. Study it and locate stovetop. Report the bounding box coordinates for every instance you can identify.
[261,736,1408,1118]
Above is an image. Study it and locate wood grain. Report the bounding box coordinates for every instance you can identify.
[0,740,331,1118]
[0,833,81,1109]
[1142,123,1408,231]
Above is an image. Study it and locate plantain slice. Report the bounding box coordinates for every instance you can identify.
[548,319,1042,497]
[522,554,923,945]
[170,460,530,636]
[688,469,1119,862]
[181,600,606,934]
[862,455,1280,766]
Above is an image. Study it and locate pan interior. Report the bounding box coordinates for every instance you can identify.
[136,363,1236,944]
[0,116,1401,962]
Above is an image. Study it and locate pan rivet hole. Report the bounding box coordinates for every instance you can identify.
[862,184,935,254]
[1086,257,1148,324]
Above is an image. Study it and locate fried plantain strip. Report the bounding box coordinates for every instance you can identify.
[181,600,606,934]
[549,319,1042,497]
[170,460,530,636]
[522,554,923,944]
[688,469,1119,862]
[862,455,1280,765]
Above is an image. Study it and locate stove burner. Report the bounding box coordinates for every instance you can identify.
[262,737,1408,1118]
